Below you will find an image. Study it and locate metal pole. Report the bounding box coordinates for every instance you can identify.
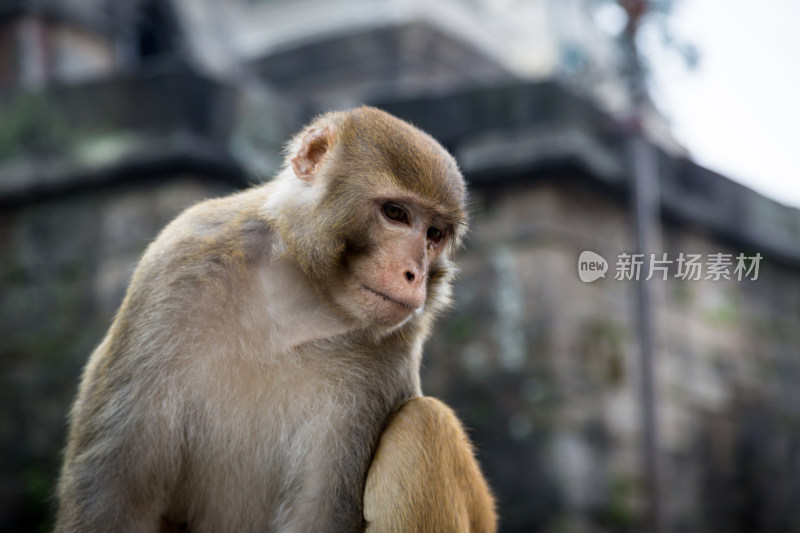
[628,135,664,533]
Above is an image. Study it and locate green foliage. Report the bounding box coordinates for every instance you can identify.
[604,473,638,527]
[0,93,68,160]
[22,464,55,533]
[447,314,478,342]
[705,293,741,328]
[581,318,626,387]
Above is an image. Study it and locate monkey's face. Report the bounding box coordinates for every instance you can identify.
[330,197,452,329]
[272,107,468,330]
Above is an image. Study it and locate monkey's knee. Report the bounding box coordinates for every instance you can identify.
[364,396,497,533]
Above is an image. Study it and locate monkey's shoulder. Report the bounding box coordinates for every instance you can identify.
[140,187,276,274]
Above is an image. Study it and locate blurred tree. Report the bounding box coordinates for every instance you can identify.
[591,0,699,104]
[588,4,700,533]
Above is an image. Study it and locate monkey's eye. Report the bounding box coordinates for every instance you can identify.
[427,227,444,246]
[382,203,409,224]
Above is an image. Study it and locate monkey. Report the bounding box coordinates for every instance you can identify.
[55,106,496,533]
[364,397,498,532]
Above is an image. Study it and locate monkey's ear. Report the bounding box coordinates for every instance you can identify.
[291,126,335,183]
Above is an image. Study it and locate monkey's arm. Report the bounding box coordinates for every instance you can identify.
[363,396,497,533]
[55,343,182,533]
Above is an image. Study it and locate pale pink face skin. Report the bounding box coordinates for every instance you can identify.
[333,197,450,328]
[288,122,458,330]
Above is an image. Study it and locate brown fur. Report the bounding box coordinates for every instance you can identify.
[270,107,467,282]
[364,397,498,532]
[55,107,492,533]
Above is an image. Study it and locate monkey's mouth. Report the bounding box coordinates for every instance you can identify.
[362,286,419,311]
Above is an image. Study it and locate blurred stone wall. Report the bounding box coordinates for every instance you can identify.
[424,179,641,532]
[424,177,800,533]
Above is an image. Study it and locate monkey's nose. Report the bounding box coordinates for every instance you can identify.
[404,264,424,285]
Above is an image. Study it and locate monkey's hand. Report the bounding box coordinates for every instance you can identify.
[363,396,497,532]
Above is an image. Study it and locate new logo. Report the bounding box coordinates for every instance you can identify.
[578,251,608,283]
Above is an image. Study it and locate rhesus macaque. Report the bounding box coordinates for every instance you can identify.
[364,397,497,532]
[56,106,496,533]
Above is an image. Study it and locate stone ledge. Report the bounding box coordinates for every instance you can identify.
[0,68,290,206]
[0,133,247,208]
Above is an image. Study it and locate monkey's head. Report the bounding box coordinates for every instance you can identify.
[265,106,468,331]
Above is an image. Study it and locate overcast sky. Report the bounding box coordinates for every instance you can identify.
[641,0,800,209]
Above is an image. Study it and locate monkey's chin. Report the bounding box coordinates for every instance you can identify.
[356,286,422,328]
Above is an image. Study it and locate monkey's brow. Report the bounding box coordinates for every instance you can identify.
[376,194,463,224]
